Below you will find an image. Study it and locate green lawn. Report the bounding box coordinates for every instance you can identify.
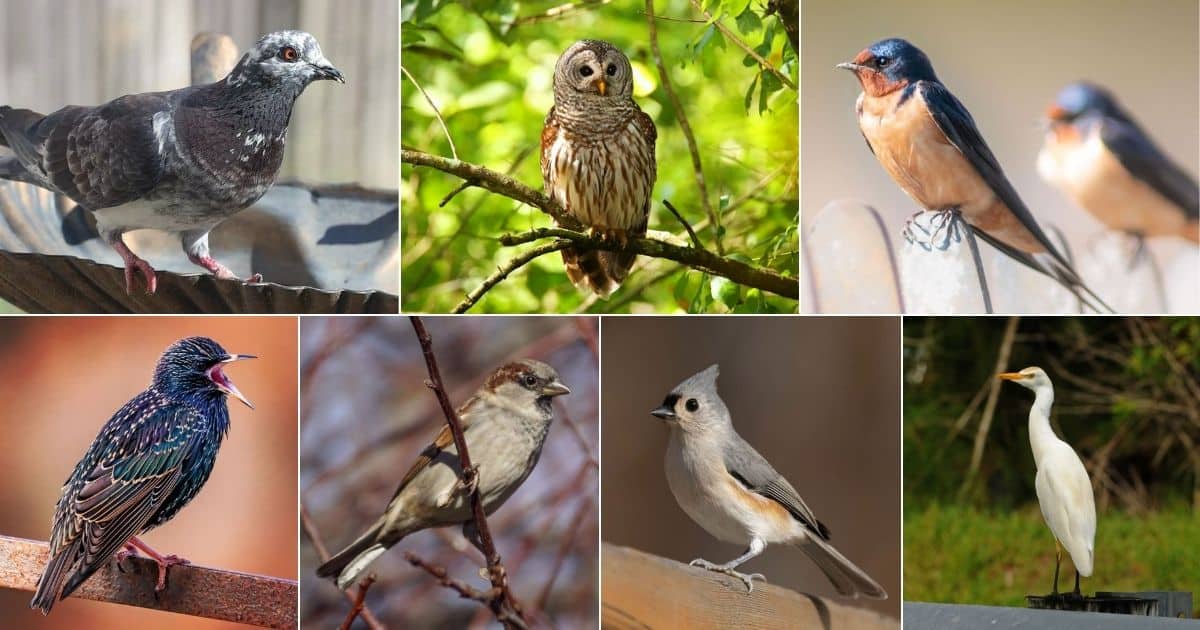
[904,504,1199,617]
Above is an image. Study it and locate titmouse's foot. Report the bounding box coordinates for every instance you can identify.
[688,558,766,593]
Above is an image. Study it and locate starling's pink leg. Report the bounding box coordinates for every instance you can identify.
[186,254,263,284]
[114,542,140,572]
[128,536,190,592]
[107,236,158,294]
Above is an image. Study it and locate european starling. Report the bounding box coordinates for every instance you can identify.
[30,336,255,614]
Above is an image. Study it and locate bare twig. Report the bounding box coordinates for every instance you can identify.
[663,199,703,249]
[453,241,572,313]
[573,317,599,358]
[536,500,594,608]
[506,0,612,25]
[300,506,385,630]
[0,535,295,628]
[645,0,721,253]
[688,0,796,91]
[402,65,458,160]
[408,317,527,629]
[959,316,1020,500]
[404,552,495,605]
[338,575,377,630]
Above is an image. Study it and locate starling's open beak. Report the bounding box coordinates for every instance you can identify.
[313,62,345,83]
[209,354,257,409]
[997,372,1024,381]
[650,405,676,421]
[542,380,571,397]
[596,79,607,96]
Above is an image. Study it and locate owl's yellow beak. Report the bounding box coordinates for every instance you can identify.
[596,79,607,96]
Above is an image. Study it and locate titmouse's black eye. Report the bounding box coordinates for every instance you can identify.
[685,398,699,412]
[523,374,538,387]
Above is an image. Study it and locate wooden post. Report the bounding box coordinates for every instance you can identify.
[602,544,897,629]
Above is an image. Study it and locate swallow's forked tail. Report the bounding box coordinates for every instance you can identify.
[970,227,1114,313]
[793,535,888,600]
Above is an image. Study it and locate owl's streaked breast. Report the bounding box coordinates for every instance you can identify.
[543,116,655,231]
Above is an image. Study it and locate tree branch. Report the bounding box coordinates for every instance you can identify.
[408,317,528,629]
[403,149,797,308]
[499,228,797,299]
[0,535,295,628]
[338,575,376,630]
[689,0,797,91]
[646,0,721,253]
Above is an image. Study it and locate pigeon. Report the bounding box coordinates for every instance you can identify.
[0,30,344,294]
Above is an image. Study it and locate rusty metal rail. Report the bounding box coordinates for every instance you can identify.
[0,535,297,628]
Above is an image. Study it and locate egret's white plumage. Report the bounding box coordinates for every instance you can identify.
[1000,366,1096,594]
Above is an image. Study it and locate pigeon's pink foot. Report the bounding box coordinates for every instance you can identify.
[128,537,190,592]
[188,254,261,284]
[108,237,158,295]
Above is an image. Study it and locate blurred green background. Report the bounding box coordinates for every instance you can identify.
[401,0,797,313]
[903,317,1200,615]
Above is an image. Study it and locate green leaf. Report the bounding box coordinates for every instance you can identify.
[735,6,762,34]
[743,72,759,112]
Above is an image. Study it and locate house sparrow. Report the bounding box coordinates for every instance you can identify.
[316,359,570,590]
[650,365,886,597]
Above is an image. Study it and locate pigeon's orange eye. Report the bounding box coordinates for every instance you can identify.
[280,46,299,62]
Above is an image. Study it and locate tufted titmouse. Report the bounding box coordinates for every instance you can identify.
[650,364,887,598]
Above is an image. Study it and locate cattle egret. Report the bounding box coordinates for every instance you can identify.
[999,366,1096,596]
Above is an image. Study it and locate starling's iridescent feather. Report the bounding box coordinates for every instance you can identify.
[31,337,234,614]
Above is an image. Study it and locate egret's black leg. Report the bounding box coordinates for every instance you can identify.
[1051,541,1062,596]
[1072,570,1081,597]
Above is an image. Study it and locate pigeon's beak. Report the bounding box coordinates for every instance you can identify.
[312,61,345,83]
[541,380,571,398]
[650,405,676,421]
[209,354,257,409]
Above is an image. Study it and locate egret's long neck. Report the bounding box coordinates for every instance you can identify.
[1027,384,1058,466]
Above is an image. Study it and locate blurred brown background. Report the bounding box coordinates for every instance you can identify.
[300,316,598,628]
[801,0,1199,258]
[0,317,298,629]
[601,316,900,618]
[0,0,398,188]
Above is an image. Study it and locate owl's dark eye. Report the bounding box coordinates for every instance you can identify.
[279,46,299,62]
[875,56,891,68]
[579,66,594,77]
[685,398,699,412]
[523,374,538,387]
[606,63,617,76]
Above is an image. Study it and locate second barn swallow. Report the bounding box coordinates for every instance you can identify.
[838,38,1111,312]
[1037,82,1199,244]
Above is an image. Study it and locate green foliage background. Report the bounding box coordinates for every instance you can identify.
[903,317,1200,611]
[401,0,798,313]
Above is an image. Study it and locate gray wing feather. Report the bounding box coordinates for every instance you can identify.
[722,433,830,540]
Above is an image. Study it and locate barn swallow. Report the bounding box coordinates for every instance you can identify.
[1037,82,1199,245]
[838,38,1111,313]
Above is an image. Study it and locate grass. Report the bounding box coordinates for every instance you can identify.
[904,504,1200,617]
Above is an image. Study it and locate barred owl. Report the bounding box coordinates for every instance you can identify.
[541,40,657,297]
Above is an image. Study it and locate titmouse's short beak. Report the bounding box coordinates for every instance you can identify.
[650,405,676,420]
[542,380,571,397]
